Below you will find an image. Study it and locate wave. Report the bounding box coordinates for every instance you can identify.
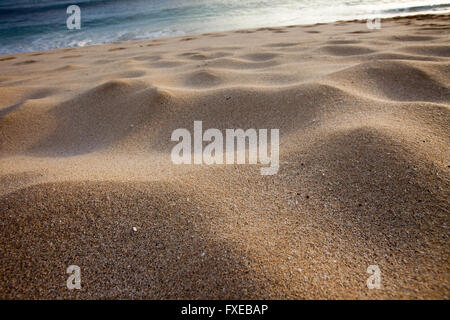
[1,0,450,54]
[381,3,450,14]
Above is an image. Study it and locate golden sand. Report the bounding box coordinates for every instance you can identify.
[0,14,449,299]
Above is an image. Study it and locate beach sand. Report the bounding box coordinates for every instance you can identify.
[0,14,449,299]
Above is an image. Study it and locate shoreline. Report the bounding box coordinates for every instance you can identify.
[1,12,449,56]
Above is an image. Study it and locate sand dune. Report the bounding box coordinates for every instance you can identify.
[0,14,449,299]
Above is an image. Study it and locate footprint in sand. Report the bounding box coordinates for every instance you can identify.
[0,56,16,62]
[13,60,37,65]
[108,47,127,52]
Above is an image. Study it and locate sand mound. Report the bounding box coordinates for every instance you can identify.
[326,60,450,102]
[1,181,269,299]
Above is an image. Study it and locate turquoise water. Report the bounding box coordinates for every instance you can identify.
[1,0,449,53]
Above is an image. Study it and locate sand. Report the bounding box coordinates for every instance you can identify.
[0,14,449,299]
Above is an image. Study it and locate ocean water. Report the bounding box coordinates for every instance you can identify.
[0,0,449,54]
